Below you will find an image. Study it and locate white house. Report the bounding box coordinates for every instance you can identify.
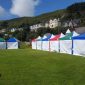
[49,18,61,28]
[30,18,62,31]
[0,29,6,33]
[10,28,16,32]
[30,18,80,31]
[45,22,49,28]
[30,23,43,31]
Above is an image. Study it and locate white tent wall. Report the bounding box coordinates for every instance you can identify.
[42,41,50,51]
[60,40,72,54]
[36,36,42,50]
[50,41,59,52]
[0,42,6,49]
[42,34,54,51]
[7,42,18,49]
[73,40,85,56]
[32,41,36,49]
[36,41,42,50]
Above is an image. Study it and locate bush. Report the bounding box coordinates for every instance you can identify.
[19,42,31,49]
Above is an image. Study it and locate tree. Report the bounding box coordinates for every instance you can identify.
[18,23,31,41]
[37,27,48,36]
[1,21,8,29]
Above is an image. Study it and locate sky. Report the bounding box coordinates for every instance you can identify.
[0,0,85,20]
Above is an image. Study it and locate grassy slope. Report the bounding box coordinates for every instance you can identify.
[0,49,85,85]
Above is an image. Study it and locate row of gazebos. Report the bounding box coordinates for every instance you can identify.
[0,38,19,49]
[32,29,85,56]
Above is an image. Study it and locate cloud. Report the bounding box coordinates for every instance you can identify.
[0,6,6,16]
[10,0,40,17]
[0,6,9,20]
[0,6,16,20]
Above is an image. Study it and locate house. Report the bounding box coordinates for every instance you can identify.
[30,23,44,31]
[45,22,49,28]
[10,28,16,32]
[0,29,6,33]
[49,18,61,28]
[63,19,80,28]
[63,22,69,27]
[68,20,77,28]
[30,18,62,31]
[30,18,80,32]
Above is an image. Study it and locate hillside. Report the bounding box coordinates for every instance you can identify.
[0,2,85,28]
[65,2,85,20]
[6,9,65,28]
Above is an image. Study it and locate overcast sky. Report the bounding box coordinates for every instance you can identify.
[0,0,84,20]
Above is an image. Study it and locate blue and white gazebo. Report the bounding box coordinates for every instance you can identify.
[7,38,19,49]
[72,33,85,56]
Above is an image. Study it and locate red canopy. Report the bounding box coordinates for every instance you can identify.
[50,34,61,41]
[32,39,36,41]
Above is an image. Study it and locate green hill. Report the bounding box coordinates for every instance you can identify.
[0,2,85,29]
[0,49,85,85]
[5,9,65,28]
[65,2,85,20]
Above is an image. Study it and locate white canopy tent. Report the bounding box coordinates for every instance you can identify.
[59,30,79,54]
[0,38,6,49]
[72,33,85,56]
[59,29,72,54]
[7,38,19,49]
[32,39,37,49]
[36,36,42,50]
[50,34,61,52]
[42,34,54,51]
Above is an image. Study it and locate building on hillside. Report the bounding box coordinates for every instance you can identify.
[30,18,80,32]
[30,18,62,31]
[0,29,6,33]
[10,28,16,32]
[63,22,69,27]
[63,19,80,28]
[49,18,61,28]
[30,23,44,31]
[68,20,77,28]
[45,22,49,28]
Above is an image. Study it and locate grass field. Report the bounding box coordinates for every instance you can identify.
[0,49,85,85]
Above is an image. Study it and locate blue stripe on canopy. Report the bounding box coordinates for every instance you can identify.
[7,38,18,42]
[72,33,85,40]
[42,34,52,41]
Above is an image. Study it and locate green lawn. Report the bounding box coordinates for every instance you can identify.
[0,49,85,85]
